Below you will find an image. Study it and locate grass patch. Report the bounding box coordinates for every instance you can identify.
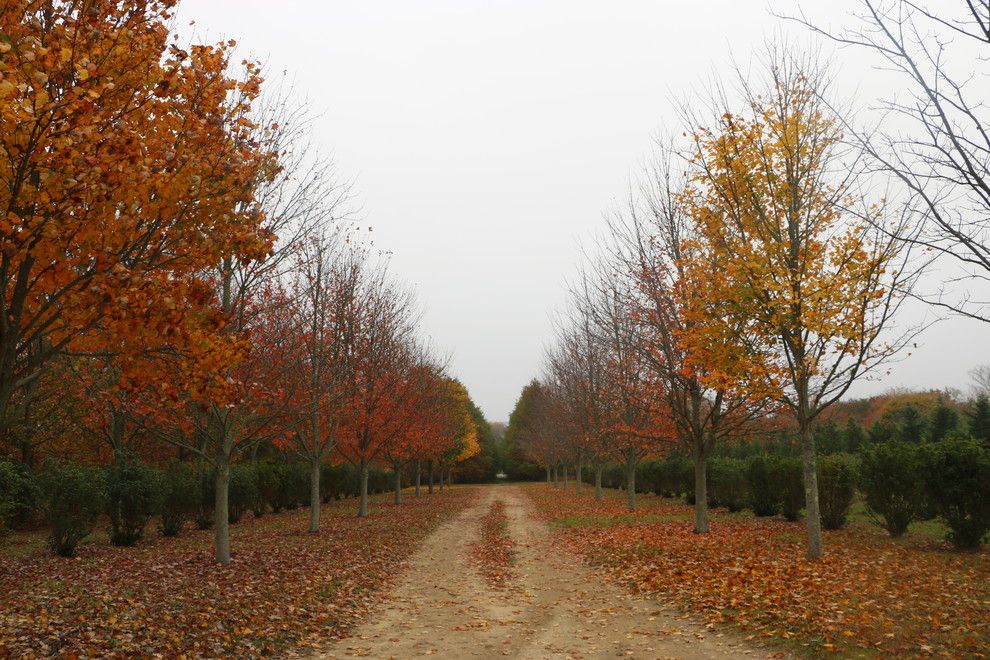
[556,513,693,528]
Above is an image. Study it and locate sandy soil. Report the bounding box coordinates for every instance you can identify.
[315,484,779,659]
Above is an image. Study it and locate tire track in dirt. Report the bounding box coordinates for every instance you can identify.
[315,485,778,659]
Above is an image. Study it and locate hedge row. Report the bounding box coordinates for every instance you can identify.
[585,435,990,550]
[0,459,396,557]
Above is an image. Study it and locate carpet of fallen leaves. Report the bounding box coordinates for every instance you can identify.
[0,488,477,658]
[470,498,516,590]
[525,484,990,657]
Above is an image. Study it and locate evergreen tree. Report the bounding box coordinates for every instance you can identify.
[843,418,867,452]
[927,400,961,442]
[968,395,990,443]
[897,404,926,444]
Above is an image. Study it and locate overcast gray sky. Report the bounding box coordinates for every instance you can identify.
[177,0,988,421]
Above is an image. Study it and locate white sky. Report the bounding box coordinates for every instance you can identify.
[176,0,990,421]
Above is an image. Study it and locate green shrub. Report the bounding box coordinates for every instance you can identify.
[252,462,280,515]
[368,465,390,494]
[919,437,990,550]
[228,463,258,524]
[105,460,162,546]
[859,441,924,537]
[709,458,748,512]
[159,462,199,536]
[602,464,623,490]
[771,456,804,521]
[0,460,35,536]
[746,454,779,517]
[194,468,214,530]
[38,461,106,557]
[655,454,691,498]
[322,463,359,500]
[638,461,661,495]
[275,462,309,510]
[817,453,858,530]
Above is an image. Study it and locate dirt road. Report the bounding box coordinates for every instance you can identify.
[316,485,773,659]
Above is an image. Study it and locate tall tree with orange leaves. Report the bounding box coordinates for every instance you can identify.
[0,1,274,443]
[335,269,420,517]
[677,49,914,558]
[606,140,771,533]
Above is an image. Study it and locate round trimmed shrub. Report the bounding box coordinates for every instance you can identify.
[655,454,691,498]
[0,460,35,536]
[817,453,858,530]
[638,460,661,495]
[771,456,804,521]
[38,461,106,557]
[746,454,780,517]
[859,441,924,537]
[919,436,990,550]
[227,463,258,524]
[709,458,748,512]
[194,468,215,530]
[252,462,280,515]
[275,463,309,510]
[159,462,199,536]
[106,459,162,546]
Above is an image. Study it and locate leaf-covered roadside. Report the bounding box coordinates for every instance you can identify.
[0,488,477,658]
[470,498,516,589]
[524,485,989,657]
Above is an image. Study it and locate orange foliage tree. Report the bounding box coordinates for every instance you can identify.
[0,1,273,444]
[676,50,914,558]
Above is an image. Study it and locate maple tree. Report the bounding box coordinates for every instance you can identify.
[279,234,364,532]
[544,314,613,500]
[676,50,913,557]
[0,1,273,440]
[604,140,770,532]
[335,269,421,517]
[794,1,990,323]
[568,269,674,512]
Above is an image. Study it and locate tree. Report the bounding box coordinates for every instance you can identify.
[335,271,420,517]
[795,2,990,322]
[503,380,568,482]
[281,235,364,532]
[677,49,913,558]
[968,395,990,443]
[607,139,769,531]
[573,270,673,512]
[0,1,272,440]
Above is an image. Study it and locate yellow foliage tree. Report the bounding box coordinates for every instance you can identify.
[676,51,913,559]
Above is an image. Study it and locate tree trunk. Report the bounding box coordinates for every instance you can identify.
[309,458,321,533]
[428,460,434,494]
[594,465,603,501]
[800,421,824,558]
[393,464,402,504]
[214,458,231,564]
[562,463,568,490]
[693,449,709,534]
[625,456,637,512]
[545,465,551,484]
[575,462,582,494]
[552,464,558,485]
[358,461,369,517]
[415,459,422,496]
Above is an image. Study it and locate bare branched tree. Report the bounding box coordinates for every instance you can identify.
[789,1,990,320]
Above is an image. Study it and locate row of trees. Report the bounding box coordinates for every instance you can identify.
[508,0,990,560]
[0,1,482,563]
